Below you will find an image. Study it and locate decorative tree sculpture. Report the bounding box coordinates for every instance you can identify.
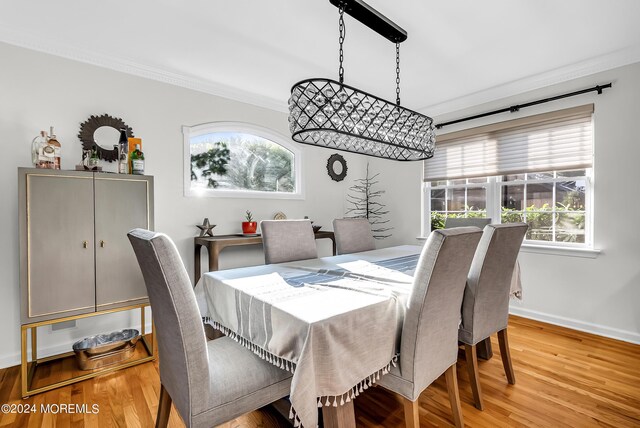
[345,162,392,239]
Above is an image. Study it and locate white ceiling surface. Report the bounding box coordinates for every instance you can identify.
[1,1,639,116]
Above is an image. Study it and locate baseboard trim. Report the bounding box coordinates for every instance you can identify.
[509,306,640,345]
[0,322,153,370]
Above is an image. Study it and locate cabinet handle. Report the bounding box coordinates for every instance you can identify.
[83,241,88,249]
[100,240,105,248]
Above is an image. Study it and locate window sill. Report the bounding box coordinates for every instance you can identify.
[520,244,600,258]
[415,237,601,259]
[185,188,305,200]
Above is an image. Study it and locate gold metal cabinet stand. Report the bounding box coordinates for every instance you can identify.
[21,304,154,398]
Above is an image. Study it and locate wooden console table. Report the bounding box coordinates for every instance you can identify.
[194,231,336,283]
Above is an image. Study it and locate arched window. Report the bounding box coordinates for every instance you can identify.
[183,122,303,199]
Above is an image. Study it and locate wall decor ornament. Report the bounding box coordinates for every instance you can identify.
[78,114,134,162]
[273,212,287,220]
[327,153,348,182]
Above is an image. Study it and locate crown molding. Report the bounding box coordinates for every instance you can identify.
[420,44,640,117]
[0,26,290,113]
[2,25,638,118]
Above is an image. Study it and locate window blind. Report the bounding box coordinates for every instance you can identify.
[423,104,594,182]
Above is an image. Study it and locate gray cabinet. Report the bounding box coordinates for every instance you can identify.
[19,168,154,324]
[21,172,96,321]
[94,176,152,310]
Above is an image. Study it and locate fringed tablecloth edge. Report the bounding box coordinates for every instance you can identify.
[287,354,399,428]
[203,317,297,373]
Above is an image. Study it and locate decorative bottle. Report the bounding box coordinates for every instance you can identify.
[47,126,62,170]
[130,144,145,175]
[31,131,47,167]
[118,128,129,174]
[89,148,99,168]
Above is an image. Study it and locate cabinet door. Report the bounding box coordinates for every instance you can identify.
[94,175,152,309]
[23,172,96,322]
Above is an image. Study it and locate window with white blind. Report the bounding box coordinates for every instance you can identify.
[423,105,594,248]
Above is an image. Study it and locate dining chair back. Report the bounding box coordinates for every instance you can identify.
[332,218,376,254]
[378,227,482,428]
[458,222,528,410]
[460,223,528,344]
[261,219,318,264]
[128,229,209,423]
[128,229,291,428]
[444,217,492,229]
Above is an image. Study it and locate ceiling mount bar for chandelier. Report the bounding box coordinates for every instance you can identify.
[329,0,407,43]
[288,0,435,161]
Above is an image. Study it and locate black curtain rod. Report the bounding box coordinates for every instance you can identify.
[435,83,612,130]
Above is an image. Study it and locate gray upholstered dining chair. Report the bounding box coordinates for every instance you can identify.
[377,227,483,428]
[260,219,318,264]
[127,229,292,428]
[444,217,492,229]
[458,223,528,410]
[332,217,376,255]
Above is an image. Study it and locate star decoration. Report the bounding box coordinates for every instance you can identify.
[197,218,216,237]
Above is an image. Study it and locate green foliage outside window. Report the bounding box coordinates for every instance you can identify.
[429,173,588,244]
[501,203,585,243]
[430,207,486,230]
[190,142,230,188]
[190,134,295,193]
[431,203,585,243]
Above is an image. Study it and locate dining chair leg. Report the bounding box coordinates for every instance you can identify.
[476,337,493,360]
[444,364,465,428]
[156,384,172,428]
[464,344,484,410]
[401,396,420,428]
[498,328,516,385]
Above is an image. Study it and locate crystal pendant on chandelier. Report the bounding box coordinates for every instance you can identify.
[288,0,436,161]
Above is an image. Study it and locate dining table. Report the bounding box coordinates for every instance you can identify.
[194,244,522,428]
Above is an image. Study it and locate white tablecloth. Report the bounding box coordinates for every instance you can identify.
[195,245,521,427]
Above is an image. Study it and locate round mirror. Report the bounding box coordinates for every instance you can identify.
[78,114,134,162]
[327,153,348,182]
[332,161,343,175]
[93,126,120,151]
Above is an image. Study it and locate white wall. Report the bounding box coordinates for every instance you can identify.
[368,157,423,246]
[431,61,640,343]
[0,42,409,367]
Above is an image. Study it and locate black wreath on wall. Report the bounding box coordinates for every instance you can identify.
[78,114,134,162]
[326,153,348,182]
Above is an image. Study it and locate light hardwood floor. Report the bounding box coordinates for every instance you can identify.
[1,315,638,427]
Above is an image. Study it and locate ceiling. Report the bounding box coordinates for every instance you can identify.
[1,0,639,116]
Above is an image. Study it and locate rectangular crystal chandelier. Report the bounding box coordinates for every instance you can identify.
[288,0,435,161]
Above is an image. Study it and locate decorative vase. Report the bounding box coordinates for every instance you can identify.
[242,222,257,234]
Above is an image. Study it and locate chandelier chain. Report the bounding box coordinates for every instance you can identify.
[338,7,345,84]
[395,43,401,105]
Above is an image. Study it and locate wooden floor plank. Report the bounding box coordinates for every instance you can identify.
[0,315,638,427]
